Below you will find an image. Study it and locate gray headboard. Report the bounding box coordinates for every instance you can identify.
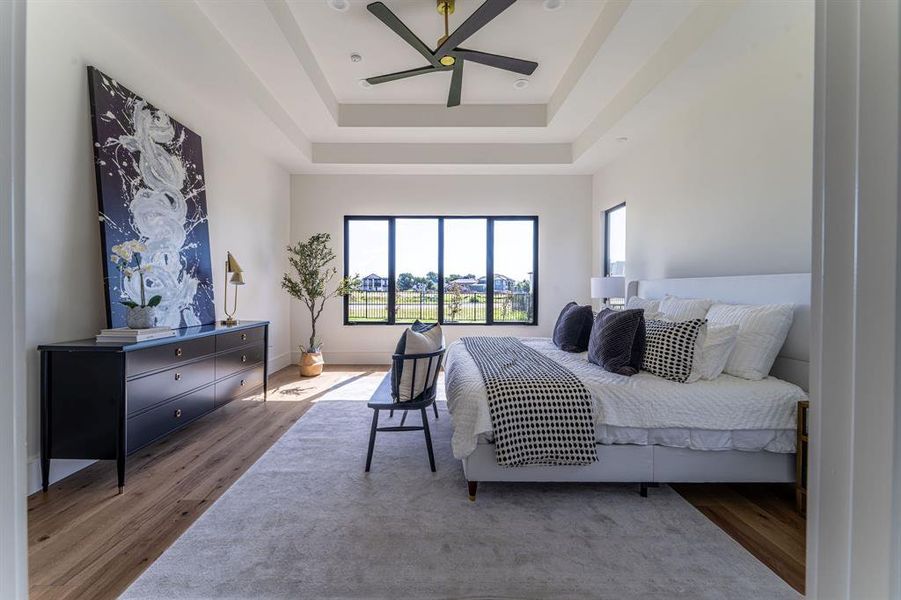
[628,273,811,390]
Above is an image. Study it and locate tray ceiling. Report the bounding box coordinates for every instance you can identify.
[179,0,813,173]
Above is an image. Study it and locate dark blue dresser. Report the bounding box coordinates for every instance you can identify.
[38,320,269,493]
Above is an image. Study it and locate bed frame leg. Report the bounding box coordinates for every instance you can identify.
[640,482,648,498]
[467,481,478,502]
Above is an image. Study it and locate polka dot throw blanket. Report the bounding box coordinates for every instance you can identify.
[461,336,597,467]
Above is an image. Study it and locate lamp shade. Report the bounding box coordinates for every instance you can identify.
[229,271,246,286]
[226,251,243,274]
[591,276,625,299]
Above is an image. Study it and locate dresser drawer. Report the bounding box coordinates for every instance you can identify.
[216,326,265,353]
[216,344,264,380]
[126,386,215,453]
[215,365,264,407]
[126,336,216,377]
[126,357,215,416]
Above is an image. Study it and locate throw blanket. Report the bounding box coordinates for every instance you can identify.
[461,336,597,467]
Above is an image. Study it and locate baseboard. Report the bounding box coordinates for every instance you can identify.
[290,350,392,365]
[28,353,293,496]
[268,352,292,372]
[27,458,97,496]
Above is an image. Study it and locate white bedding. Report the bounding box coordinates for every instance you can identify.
[445,337,806,460]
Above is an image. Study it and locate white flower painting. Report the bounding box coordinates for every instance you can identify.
[88,67,215,329]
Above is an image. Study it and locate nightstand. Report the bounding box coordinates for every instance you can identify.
[796,400,809,515]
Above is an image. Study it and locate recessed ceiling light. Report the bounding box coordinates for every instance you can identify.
[350,53,363,63]
[359,79,372,89]
[543,0,564,11]
[327,0,350,12]
[513,78,529,90]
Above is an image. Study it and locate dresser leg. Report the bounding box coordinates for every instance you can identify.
[41,457,50,493]
[40,351,51,492]
[117,459,125,495]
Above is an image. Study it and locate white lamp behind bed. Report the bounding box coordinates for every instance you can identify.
[591,276,625,305]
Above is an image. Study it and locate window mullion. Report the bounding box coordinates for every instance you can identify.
[388,218,396,325]
[532,217,539,325]
[486,218,494,325]
[438,217,444,325]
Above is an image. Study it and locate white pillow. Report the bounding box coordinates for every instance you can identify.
[696,324,740,380]
[626,297,661,319]
[684,322,709,383]
[658,295,714,322]
[397,324,443,401]
[706,303,794,380]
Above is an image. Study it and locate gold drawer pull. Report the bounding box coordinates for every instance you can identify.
[175,348,183,357]
[174,372,181,381]
[240,379,246,387]
[241,355,247,363]
[241,333,247,341]
[174,408,182,418]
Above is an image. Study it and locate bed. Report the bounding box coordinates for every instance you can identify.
[444,273,810,499]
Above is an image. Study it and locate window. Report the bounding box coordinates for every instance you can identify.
[346,219,389,322]
[395,218,438,323]
[604,203,626,304]
[344,216,538,325]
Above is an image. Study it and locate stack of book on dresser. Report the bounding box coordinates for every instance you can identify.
[96,327,176,343]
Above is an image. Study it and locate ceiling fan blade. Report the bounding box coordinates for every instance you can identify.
[453,49,537,75]
[447,59,464,108]
[367,2,441,67]
[436,0,517,56]
[367,65,441,85]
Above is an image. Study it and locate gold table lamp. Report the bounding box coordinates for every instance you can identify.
[222,251,245,326]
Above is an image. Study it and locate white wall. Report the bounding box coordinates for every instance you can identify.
[808,0,901,596]
[591,11,814,283]
[290,175,593,363]
[24,1,292,492]
[1,0,29,596]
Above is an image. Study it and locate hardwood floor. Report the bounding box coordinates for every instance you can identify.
[27,364,388,600]
[672,483,806,594]
[28,364,805,598]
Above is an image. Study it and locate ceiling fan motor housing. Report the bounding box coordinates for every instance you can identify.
[437,0,455,15]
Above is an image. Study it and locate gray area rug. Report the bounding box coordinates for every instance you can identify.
[121,397,799,600]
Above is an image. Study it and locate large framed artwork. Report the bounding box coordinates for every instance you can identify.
[87,66,215,329]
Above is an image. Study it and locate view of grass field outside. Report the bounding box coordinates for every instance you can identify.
[346,217,535,324]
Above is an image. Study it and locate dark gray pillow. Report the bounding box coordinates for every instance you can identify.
[552,302,593,352]
[587,308,646,376]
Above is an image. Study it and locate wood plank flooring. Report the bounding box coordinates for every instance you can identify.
[28,365,805,599]
[672,483,806,594]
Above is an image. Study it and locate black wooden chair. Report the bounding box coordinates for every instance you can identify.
[365,347,445,473]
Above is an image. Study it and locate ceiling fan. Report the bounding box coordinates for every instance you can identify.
[365,0,538,108]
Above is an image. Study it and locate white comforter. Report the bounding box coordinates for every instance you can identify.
[444,337,806,460]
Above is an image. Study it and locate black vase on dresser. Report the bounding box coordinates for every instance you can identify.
[38,320,269,493]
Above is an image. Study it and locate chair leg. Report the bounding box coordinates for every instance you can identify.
[365,409,379,472]
[389,409,394,419]
[433,401,439,419]
[400,410,408,427]
[421,407,436,472]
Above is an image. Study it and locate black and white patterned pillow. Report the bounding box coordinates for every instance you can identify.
[642,318,705,383]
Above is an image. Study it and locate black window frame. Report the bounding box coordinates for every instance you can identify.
[603,203,626,304]
[344,215,538,326]
[603,202,626,278]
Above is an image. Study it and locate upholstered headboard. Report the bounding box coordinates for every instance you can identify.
[627,273,811,390]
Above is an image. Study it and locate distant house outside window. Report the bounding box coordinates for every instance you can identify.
[604,203,626,304]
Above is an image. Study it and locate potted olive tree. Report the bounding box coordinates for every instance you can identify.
[282,233,358,377]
